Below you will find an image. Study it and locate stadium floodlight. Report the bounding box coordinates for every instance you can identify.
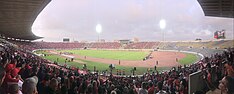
[96,24,102,34]
[159,19,166,30]
[159,19,166,49]
[96,24,102,42]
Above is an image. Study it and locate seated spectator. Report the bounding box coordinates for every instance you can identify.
[22,76,38,94]
[218,76,234,94]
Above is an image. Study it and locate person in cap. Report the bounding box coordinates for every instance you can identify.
[22,76,38,94]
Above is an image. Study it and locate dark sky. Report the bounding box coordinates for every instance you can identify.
[32,0,234,42]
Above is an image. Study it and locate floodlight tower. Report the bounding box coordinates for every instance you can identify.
[159,19,166,49]
[96,24,102,42]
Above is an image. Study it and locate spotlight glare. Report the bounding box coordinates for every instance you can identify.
[159,19,166,30]
[96,24,102,34]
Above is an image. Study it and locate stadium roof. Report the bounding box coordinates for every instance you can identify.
[0,0,233,41]
[198,0,234,18]
[0,0,51,40]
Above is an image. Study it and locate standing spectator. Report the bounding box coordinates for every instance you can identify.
[92,80,98,94]
[46,78,58,94]
[138,82,148,94]
[225,63,234,77]
[218,76,234,94]
[0,66,6,86]
[148,81,155,94]
[157,81,167,94]
[22,76,38,94]
[0,66,6,93]
[9,84,22,94]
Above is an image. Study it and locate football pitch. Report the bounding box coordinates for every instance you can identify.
[35,49,198,75]
[58,49,150,60]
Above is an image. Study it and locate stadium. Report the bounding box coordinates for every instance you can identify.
[0,0,233,94]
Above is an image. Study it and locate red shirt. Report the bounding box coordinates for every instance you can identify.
[148,86,155,94]
[4,73,19,83]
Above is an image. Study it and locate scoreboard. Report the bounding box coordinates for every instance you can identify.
[63,38,70,42]
[214,30,225,39]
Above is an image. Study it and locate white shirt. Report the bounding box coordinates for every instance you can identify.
[138,88,148,94]
[156,90,167,94]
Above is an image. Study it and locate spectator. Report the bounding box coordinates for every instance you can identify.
[0,66,6,93]
[218,76,234,94]
[22,76,38,94]
[148,81,155,94]
[0,66,6,86]
[46,78,58,94]
[157,81,167,94]
[225,63,234,77]
[138,82,148,94]
[92,80,98,94]
[9,84,22,94]
[110,90,117,94]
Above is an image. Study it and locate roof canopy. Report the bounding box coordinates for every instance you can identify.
[0,0,51,40]
[0,0,233,40]
[198,0,234,18]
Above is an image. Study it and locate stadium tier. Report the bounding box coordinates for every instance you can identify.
[7,40,233,52]
[4,40,233,59]
[0,39,234,94]
[124,42,160,49]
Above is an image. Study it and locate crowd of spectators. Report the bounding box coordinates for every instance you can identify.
[6,40,233,53]
[9,41,122,51]
[124,42,159,49]
[87,42,121,49]
[0,39,233,94]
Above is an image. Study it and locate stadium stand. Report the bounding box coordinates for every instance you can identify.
[157,40,234,57]
[0,39,233,94]
[7,39,233,53]
[124,42,148,49]
[87,42,121,49]
[124,42,160,49]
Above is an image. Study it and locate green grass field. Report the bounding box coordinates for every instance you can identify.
[35,50,170,75]
[178,53,198,65]
[58,49,149,61]
[35,50,198,75]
